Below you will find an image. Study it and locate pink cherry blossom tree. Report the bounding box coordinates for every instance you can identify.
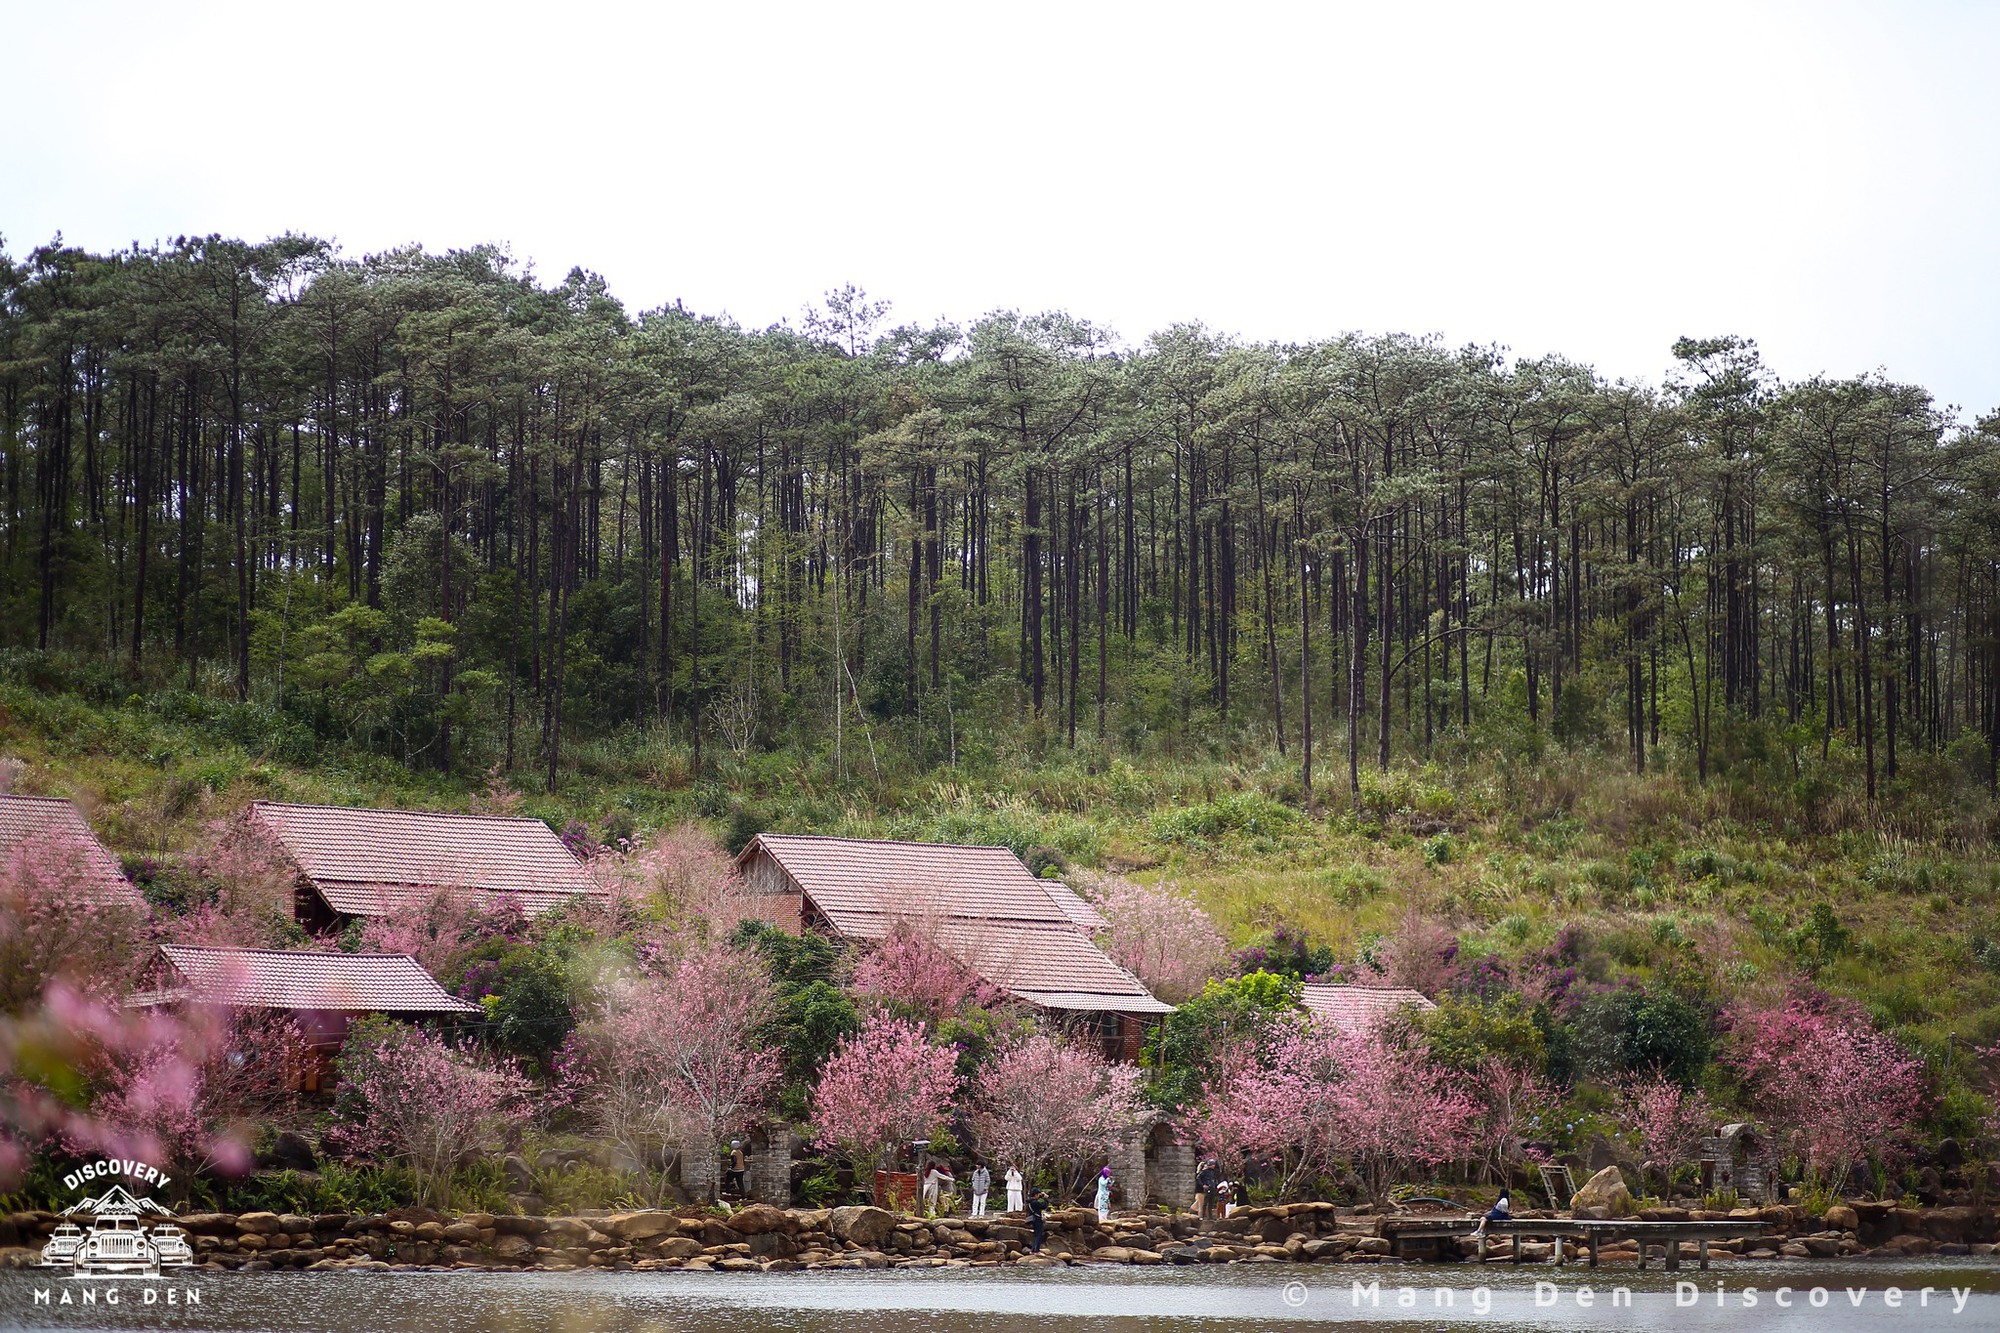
[850,919,1002,1026]
[1616,1074,1717,1189]
[355,887,526,982]
[1374,909,1459,997]
[1473,1056,1557,1184]
[810,1012,959,1176]
[90,1004,302,1185]
[1088,877,1226,1004]
[170,819,300,948]
[1729,993,1928,1195]
[968,1033,1144,1187]
[563,939,781,1199]
[1198,1017,1482,1203]
[590,822,742,938]
[0,836,149,1011]
[1,983,256,1190]
[332,1023,533,1208]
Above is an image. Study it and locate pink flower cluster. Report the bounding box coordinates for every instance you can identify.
[1729,993,1927,1193]
[1197,1018,1483,1201]
[809,1013,960,1171]
[968,1033,1143,1178]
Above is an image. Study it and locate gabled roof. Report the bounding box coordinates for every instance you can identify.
[1042,881,1109,933]
[1301,983,1436,1032]
[247,800,601,918]
[741,833,1067,927]
[155,944,478,1013]
[738,833,1167,1015]
[0,793,145,910]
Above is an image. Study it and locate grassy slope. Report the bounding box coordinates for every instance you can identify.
[5,672,1998,1066]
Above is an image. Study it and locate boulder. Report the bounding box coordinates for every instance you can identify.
[1054,1207,1098,1231]
[1568,1166,1634,1218]
[726,1204,796,1236]
[653,1237,702,1260]
[236,1212,283,1235]
[491,1234,536,1262]
[1824,1205,1858,1231]
[828,1206,897,1248]
[502,1155,536,1192]
[599,1212,684,1242]
[258,1131,319,1173]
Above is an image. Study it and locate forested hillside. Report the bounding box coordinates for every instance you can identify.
[4,233,2000,1089]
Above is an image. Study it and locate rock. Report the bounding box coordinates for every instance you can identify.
[491,1235,536,1262]
[600,1212,684,1242]
[1091,1245,1135,1263]
[539,1218,594,1245]
[236,1212,282,1234]
[259,1131,319,1172]
[502,1155,536,1191]
[726,1204,795,1236]
[1925,1207,1979,1243]
[1054,1207,1098,1231]
[1824,1205,1858,1231]
[652,1238,702,1260]
[441,1223,483,1244]
[491,1215,542,1236]
[1568,1166,1634,1218]
[828,1207,897,1248]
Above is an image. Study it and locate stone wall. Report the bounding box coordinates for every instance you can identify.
[1109,1133,1148,1210]
[1148,1143,1195,1212]
[748,1130,798,1205]
[679,1139,718,1200]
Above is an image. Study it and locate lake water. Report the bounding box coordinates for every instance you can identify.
[3,1260,1998,1331]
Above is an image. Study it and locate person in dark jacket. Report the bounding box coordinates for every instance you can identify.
[1193,1158,1219,1221]
[1027,1186,1050,1253]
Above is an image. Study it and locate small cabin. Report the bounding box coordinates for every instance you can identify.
[732,833,1170,1061]
[136,943,478,1091]
[236,800,604,933]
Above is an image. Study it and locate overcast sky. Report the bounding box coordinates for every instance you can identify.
[5,0,1997,416]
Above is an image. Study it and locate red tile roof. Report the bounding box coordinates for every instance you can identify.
[739,834,1168,1014]
[247,800,601,918]
[155,944,477,1013]
[0,794,145,910]
[1301,983,1436,1032]
[743,834,1069,926]
[1042,881,1109,933]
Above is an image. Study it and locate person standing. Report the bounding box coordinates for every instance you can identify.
[1027,1186,1050,1254]
[971,1162,992,1218]
[1094,1164,1113,1222]
[922,1161,955,1214]
[1005,1162,1025,1213]
[1193,1157,1219,1222]
[724,1139,747,1197]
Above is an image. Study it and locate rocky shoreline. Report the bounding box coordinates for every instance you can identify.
[5,1200,1999,1273]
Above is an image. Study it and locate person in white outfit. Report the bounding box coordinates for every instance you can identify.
[1004,1163,1025,1213]
[970,1163,991,1217]
[1094,1165,1113,1222]
[922,1163,954,1214]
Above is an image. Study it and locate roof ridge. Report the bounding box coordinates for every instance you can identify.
[250,799,548,826]
[162,943,429,965]
[752,831,1035,856]
[0,793,81,806]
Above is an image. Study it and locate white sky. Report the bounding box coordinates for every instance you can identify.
[4,0,1997,416]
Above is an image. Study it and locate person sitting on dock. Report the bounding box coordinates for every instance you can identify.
[1475,1188,1511,1235]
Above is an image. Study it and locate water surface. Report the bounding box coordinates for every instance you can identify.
[3,1260,1997,1331]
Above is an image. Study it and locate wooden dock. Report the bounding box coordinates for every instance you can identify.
[1380,1216,1770,1270]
